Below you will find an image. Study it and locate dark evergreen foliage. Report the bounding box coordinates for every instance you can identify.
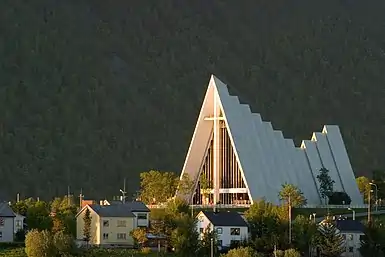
[1,1,385,198]
[328,191,351,205]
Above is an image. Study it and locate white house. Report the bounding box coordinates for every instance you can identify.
[0,202,15,243]
[100,200,150,228]
[196,210,249,248]
[335,219,365,257]
[14,213,25,233]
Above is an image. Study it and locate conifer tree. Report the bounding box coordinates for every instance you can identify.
[317,219,345,257]
[83,208,92,245]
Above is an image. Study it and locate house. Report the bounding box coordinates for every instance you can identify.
[318,218,365,257]
[14,213,25,233]
[76,201,150,247]
[100,200,150,228]
[196,211,249,248]
[336,219,365,257]
[0,202,15,242]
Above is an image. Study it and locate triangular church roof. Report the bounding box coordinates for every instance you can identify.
[178,75,362,205]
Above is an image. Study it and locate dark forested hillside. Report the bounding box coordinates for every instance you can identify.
[1,0,385,200]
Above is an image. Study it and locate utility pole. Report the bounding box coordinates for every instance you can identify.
[288,194,292,244]
[79,188,84,210]
[120,178,127,204]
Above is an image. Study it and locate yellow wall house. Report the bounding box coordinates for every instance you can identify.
[76,204,139,246]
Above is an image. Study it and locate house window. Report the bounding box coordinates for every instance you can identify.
[349,247,354,252]
[217,240,223,246]
[360,235,365,241]
[137,213,147,220]
[348,234,353,240]
[117,233,126,240]
[103,233,108,240]
[0,231,2,238]
[216,227,223,234]
[103,220,109,227]
[117,220,126,227]
[16,220,21,227]
[0,218,4,226]
[230,228,240,236]
[342,234,346,240]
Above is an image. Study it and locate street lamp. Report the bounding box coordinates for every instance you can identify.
[368,189,374,223]
[348,208,356,220]
[369,182,378,212]
[210,238,214,257]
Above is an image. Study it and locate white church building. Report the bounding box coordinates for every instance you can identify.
[176,75,363,206]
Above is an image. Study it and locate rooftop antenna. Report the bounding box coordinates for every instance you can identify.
[119,178,127,204]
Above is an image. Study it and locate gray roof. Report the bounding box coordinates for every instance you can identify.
[336,220,365,233]
[202,211,248,227]
[107,200,150,212]
[0,202,15,217]
[89,204,136,218]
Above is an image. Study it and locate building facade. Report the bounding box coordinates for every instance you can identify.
[177,75,363,206]
[0,203,15,243]
[196,211,249,248]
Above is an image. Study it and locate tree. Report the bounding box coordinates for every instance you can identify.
[317,168,335,204]
[292,215,318,256]
[11,198,36,216]
[221,246,263,257]
[356,176,371,202]
[166,197,190,215]
[359,219,385,257]
[53,230,76,256]
[328,191,351,205]
[244,199,288,253]
[283,248,301,257]
[26,200,52,231]
[200,175,211,204]
[25,229,56,257]
[178,173,195,196]
[139,170,178,204]
[130,227,148,248]
[50,196,77,236]
[198,226,220,256]
[83,208,92,244]
[317,219,345,257]
[52,215,65,234]
[279,183,307,207]
[170,213,200,257]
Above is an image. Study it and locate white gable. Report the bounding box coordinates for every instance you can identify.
[178,75,362,205]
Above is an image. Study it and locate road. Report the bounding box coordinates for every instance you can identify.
[315,209,385,222]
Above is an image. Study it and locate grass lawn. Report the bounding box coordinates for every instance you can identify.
[0,247,177,257]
